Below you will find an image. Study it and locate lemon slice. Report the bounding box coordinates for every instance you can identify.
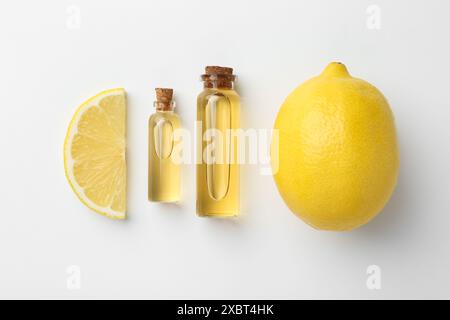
[64,88,127,219]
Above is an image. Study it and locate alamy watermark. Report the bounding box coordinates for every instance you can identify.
[66,265,81,290]
[366,265,381,290]
[66,5,81,30]
[366,5,381,30]
[156,122,279,176]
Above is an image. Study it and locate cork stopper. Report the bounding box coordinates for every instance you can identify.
[155,88,173,103]
[154,88,174,111]
[205,66,233,76]
[202,66,236,89]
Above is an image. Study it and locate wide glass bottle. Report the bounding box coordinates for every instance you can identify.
[196,66,240,217]
[148,88,181,202]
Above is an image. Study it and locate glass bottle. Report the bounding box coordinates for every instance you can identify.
[148,88,181,202]
[196,66,240,217]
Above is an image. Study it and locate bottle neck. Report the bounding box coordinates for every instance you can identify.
[202,80,234,90]
[154,101,175,112]
[201,74,235,90]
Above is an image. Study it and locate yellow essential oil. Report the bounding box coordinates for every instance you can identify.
[196,66,240,217]
[148,88,181,202]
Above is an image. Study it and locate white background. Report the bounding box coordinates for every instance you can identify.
[0,0,449,299]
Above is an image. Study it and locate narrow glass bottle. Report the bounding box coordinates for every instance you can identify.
[197,66,240,217]
[148,88,181,202]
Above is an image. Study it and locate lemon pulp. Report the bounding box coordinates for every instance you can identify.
[64,88,127,219]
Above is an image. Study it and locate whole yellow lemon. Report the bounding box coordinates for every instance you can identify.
[272,62,399,231]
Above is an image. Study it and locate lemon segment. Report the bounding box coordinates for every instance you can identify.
[64,88,127,219]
